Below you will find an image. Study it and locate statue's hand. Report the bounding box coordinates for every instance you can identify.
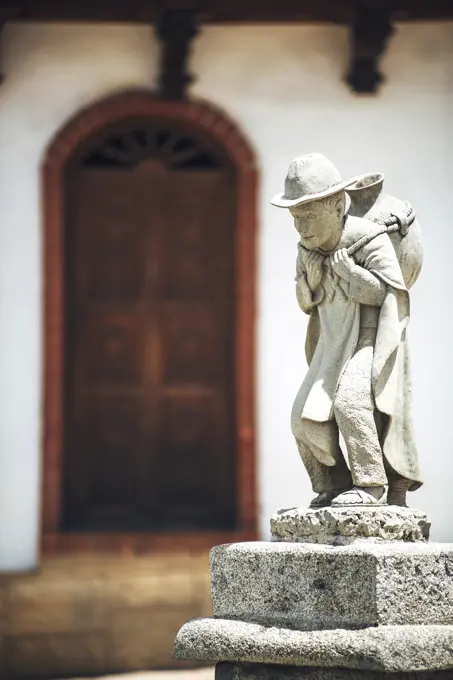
[296,274,324,313]
[296,275,313,312]
[305,251,325,292]
[330,248,355,281]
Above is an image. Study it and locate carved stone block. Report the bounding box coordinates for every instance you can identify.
[210,541,453,630]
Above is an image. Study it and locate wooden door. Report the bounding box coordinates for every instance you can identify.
[63,137,237,533]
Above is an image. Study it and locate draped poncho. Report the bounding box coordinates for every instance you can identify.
[291,215,422,489]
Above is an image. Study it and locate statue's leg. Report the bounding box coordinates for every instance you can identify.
[385,463,412,506]
[333,329,387,490]
[296,419,352,495]
[375,407,411,506]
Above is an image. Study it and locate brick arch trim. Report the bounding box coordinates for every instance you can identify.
[42,90,258,554]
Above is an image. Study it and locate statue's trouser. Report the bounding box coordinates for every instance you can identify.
[297,327,407,493]
[334,328,387,487]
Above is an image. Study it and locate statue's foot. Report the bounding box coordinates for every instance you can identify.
[387,485,408,507]
[310,491,334,508]
[310,488,351,508]
[331,485,388,507]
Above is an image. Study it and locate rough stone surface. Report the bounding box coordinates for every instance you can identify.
[270,506,430,544]
[216,661,453,680]
[210,541,453,630]
[173,618,453,673]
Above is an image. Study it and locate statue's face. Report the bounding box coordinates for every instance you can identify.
[290,194,345,251]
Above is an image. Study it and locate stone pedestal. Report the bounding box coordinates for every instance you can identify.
[215,661,453,679]
[270,506,430,544]
[173,507,453,678]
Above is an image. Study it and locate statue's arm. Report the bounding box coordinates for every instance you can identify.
[348,266,387,306]
[331,248,386,306]
[348,231,408,305]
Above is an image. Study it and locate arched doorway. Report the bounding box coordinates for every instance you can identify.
[42,92,258,552]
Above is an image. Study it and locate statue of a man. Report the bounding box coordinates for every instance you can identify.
[271,153,422,508]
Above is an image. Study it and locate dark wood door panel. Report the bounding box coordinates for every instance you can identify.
[154,392,235,530]
[63,125,236,533]
[159,171,235,300]
[69,169,149,306]
[78,313,146,387]
[64,396,148,531]
[160,302,218,386]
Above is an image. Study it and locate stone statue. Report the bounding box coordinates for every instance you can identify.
[174,156,451,680]
[271,153,423,509]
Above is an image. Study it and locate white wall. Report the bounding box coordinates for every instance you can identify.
[0,21,452,569]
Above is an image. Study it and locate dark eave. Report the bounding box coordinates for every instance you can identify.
[1,0,453,24]
[0,2,451,93]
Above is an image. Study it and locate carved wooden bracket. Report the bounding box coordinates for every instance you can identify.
[0,21,4,86]
[0,8,19,85]
[347,4,395,94]
[155,9,199,101]
[0,14,9,86]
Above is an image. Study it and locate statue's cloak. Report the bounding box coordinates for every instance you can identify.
[293,215,422,490]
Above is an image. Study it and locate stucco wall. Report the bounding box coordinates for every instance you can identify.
[0,21,452,569]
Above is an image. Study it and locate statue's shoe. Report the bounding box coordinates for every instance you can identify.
[310,491,335,508]
[310,488,351,508]
[331,486,388,507]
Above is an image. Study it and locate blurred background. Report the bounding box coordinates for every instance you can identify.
[0,1,452,678]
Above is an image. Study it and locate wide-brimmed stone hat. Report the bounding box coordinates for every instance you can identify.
[271,153,360,209]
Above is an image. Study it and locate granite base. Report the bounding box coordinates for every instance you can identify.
[210,541,453,630]
[174,618,453,674]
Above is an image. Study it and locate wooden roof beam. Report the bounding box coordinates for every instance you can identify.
[0,0,452,23]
